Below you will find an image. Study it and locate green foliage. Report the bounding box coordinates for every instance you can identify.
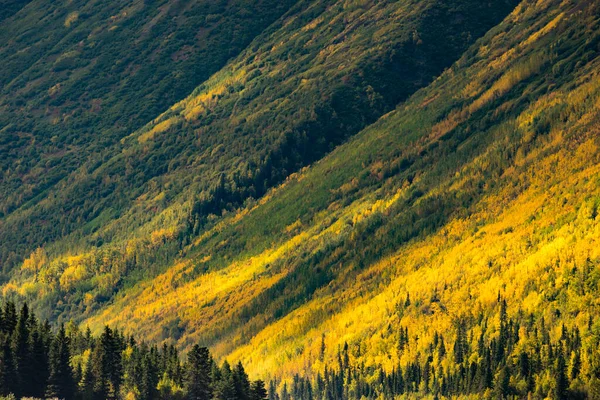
[2,1,600,400]
[0,301,264,400]
[1,0,519,332]
[0,0,298,265]
[0,0,30,21]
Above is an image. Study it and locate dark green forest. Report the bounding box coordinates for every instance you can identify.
[0,302,269,400]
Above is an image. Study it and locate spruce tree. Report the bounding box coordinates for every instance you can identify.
[268,380,278,400]
[569,350,581,381]
[101,326,123,398]
[251,380,268,400]
[2,302,17,336]
[91,343,109,400]
[46,324,75,400]
[11,303,31,397]
[553,346,568,400]
[140,351,159,400]
[493,366,510,400]
[0,334,18,396]
[29,326,50,398]
[185,345,213,400]
[233,361,251,400]
[214,361,237,400]
[80,352,96,400]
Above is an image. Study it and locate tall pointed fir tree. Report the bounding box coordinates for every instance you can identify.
[233,361,251,400]
[46,324,75,400]
[80,351,96,400]
[214,361,237,400]
[251,380,268,400]
[29,324,50,398]
[185,345,213,400]
[12,303,31,397]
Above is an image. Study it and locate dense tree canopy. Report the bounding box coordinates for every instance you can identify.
[0,302,267,400]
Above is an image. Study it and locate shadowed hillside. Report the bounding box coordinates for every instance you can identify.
[1,0,517,318]
[4,0,600,397]
[0,0,297,245]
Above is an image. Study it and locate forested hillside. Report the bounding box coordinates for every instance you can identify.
[3,0,600,398]
[0,0,298,261]
[76,0,600,396]
[0,0,31,21]
[1,0,516,320]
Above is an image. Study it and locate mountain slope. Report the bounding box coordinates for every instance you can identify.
[0,0,297,233]
[0,0,31,21]
[5,0,600,396]
[1,0,517,312]
[68,0,600,388]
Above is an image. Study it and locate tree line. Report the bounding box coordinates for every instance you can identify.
[0,302,267,400]
[268,297,600,400]
[2,297,600,400]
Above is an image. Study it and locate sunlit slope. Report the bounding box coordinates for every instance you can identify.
[2,0,518,321]
[82,0,600,381]
[0,0,297,264]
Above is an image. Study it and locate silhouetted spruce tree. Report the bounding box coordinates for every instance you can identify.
[233,361,251,400]
[454,323,468,365]
[29,325,50,398]
[91,342,109,400]
[12,303,30,397]
[281,382,290,400]
[268,380,278,400]
[80,352,96,400]
[2,302,17,335]
[214,361,237,400]
[569,350,581,381]
[250,380,268,400]
[0,334,18,396]
[185,345,213,400]
[46,324,75,400]
[319,334,326,362]
[140,351,160,400]
[438,336,446,359]
[97,326,123,399]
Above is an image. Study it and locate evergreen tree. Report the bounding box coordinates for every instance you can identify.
[0,335,18,396]
[453,324,468,365]
[11,303,31,397]
[29,326,50,398]
[185,345,213,400]
[46,324,75,400]
[214,361,237,400]
[493,366,510,400]
[569,350,581,381]
[80,352,96,400]
[268,380,278,400]
[251,380,268,400]
[233,361,251,400]
[553,346,568,400]
[91,337,109,399]
[101,326,123,398]
[140,351,160,400]
[2,302,17,336]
